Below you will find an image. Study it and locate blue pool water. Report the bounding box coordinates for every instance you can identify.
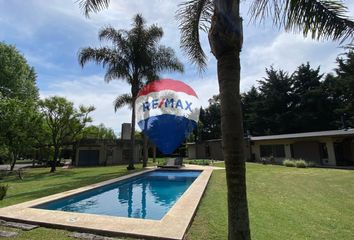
[34,170,201,220]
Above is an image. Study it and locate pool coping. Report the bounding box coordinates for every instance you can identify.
[0,166,214,240]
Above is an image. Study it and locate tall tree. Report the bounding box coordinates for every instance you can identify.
[78,14,183,170]
[0,97,42,170]
[39,96,95,172]
[258,67,294,134]
[291,63,331,132]
[77,0,354,239]
[323,50,354,128]
[199,95,222,140]
[113,93,149,167]
[177,1,354,239]
[82,123,117,140]
[241,86,265,136]
[0,42,38,101]
[0,42,40,170]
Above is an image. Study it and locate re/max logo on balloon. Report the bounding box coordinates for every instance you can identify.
[142,98,193,112]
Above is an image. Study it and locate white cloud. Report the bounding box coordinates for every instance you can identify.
[241,32,343,91]
[40,75,131,136]
[3,0,354,135]
[39,73,219,136]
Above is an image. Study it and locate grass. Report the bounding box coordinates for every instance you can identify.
[0,225,76,240]
[0,164,144,208]
[0,162,353,240]
[0,164,146,239]
[186,163,354,240]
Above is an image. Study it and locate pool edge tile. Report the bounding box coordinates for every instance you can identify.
[0,166,214,240]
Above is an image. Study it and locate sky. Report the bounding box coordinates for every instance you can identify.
[0,0,353,136]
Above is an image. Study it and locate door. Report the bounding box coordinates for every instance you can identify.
[78,150,99,166]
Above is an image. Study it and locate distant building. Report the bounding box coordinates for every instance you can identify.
[121,123,132,140]
[187,129,354,166]
[74,123,142,167]
[74,139,142,166]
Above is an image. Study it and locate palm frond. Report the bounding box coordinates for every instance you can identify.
[144,25,164,47]
[113,94,132,112]
[250,0,354,43]
[152,46,184,73]
[176,0,213,70]
[99,27,128,49]
[78,47,115,68]
[77,0,110,17]
[104,61,130,83]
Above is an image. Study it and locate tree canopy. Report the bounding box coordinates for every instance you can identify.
[39,96,95,172]
[199,52,354,139]
[82,124,116,140]
[0,43,40,169]
[78,14,183,170]
[0,42,38,101]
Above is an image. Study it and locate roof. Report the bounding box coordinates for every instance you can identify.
[250,129,354,141]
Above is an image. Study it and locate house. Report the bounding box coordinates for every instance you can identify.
[74,123,143,166]
[74,139,143,166]
[187,129,354,166]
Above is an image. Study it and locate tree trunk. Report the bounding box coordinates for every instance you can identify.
[153,145,156,163]
[218,51,250,240]
[72,141,78,166]
[51,146,59,172]
[143,134,148,167]
[209,1,251,239]
[10,152,17,171]
[128,97,136,170]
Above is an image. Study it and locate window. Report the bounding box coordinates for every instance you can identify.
[260,144,285,158]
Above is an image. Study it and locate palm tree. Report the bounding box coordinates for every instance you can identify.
[78,14,183,170]
[177,1,354,239]
[78,0,354,239]
[113,93,149,168]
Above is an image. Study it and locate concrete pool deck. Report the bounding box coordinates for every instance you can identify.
[0,165,216,240]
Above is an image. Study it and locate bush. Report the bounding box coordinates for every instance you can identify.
[283,159,296,167]
[307,161,316,167]
[0,184,8,200]
[157,158,167,166]
[188,159,210,165]
[295,159,308,168]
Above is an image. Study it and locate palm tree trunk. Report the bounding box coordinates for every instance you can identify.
[209,1,250,239]
[128,97,136,170]
[143,134,148,167]
[218,51,250,240]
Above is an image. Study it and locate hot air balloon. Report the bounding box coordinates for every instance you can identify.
[136,79,201,155]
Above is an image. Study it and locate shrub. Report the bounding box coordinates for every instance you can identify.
[295,159,308,168]
[0,184,8,200]
[188,159,210,165]
[307,161,316,167]
[283,159,296,167]
[157,158,167,166]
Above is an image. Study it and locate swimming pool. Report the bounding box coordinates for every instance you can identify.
[34,170,201,220]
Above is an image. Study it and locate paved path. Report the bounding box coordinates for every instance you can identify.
[0,163,34,171]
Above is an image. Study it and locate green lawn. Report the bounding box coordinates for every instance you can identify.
[0,163,353,240]
[186,163,354,240]
[0,164,144,208]
[0,164,145,239]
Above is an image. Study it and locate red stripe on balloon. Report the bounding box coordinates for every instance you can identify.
[137,79,198,97]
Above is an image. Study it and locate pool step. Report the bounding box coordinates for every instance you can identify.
[0,220,39,231]
[70,232,123,240]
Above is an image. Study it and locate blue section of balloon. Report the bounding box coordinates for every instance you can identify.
[138,114,197,154]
